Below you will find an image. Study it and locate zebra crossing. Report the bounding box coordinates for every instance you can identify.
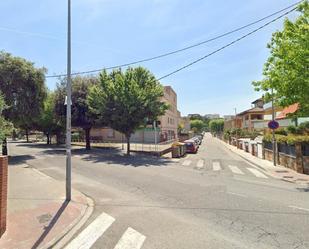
[181,159,269,179]
[65,212,146,249]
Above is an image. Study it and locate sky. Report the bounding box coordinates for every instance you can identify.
[0,0,301,116]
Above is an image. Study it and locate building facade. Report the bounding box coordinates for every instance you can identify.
[204,114,220,119]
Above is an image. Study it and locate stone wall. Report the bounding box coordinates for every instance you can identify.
[0,156,8,237]
[303,156,309,175]
[278,153,297,171]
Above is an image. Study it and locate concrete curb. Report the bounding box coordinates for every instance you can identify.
[49,196,94,249]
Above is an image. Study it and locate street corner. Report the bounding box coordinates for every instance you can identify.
[0,193,90,249]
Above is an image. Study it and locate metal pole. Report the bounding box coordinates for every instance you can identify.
[234,108,238,148]
[66,0,72,201]
[154,121,157,152]
[271,87,276,166]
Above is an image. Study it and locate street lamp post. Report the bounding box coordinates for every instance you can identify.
[66,0,72,201]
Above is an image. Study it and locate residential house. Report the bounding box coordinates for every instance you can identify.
[236,98,264,131]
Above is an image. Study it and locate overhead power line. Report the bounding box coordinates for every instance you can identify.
[157,6,298,81]
[46,0,303,78]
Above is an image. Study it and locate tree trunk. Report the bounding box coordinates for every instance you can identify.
[85,128,91,150]
[46,133,50,145]
[126,134,131,156]
[25,129,29,143]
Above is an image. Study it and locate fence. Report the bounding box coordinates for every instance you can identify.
[71,137,176,155]
[225,137,308,175]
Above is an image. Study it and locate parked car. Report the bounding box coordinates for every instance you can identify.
[192,136,201,145]
[184,139,198,153]
[196,135,203,142]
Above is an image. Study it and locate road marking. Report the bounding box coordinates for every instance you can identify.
[247,168,268,178]
[289,205,309,212]
[227,192,247,198]
[228,165,244,175]
[113,227,146,249]
[212,162,221,171]
[196,160,204,169]
[31,168,52,179]
[64,212,115,249]
[182,160,191,166]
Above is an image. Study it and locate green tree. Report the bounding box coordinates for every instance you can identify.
[54,76,99,149]
[190,119,204,133]
[88,67,168,155]
[209,119,224,134]
[252,1,309,116]
[0,93,13,143]
[38,92,62,144]
[0,51,47,142]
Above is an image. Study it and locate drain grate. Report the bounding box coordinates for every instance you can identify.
[37,213,52,224]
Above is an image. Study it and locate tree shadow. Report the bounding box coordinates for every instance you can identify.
[81,150,173,167]
[31,200,69,249]
[8,155,36,166]
[15,142,65,149]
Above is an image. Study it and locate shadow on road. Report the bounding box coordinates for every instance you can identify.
[10,141,173,167]
[8,155,36,166]
[81,149,173,167]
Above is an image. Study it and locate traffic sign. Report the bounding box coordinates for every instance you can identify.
[268,120,279,130]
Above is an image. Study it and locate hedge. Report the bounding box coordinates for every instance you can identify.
[263,134,309,145]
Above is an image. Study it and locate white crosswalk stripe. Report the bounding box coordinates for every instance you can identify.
[114,227,146,249]
[196,160,204,169]
[228,165,244,175]
[182,160,192,166]
[212,162,221,171]
[247,168,268,178]
[64,212,115,249]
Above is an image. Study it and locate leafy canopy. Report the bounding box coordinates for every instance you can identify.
[252,1,309,116]
[190,119,205,133]
[209,119,224,134]
[0,93,13,142]
[88,67,168,153]
[0,51,47,131]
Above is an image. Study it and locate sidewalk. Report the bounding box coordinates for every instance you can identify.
[0,163,92,249]
[218,139,309,186]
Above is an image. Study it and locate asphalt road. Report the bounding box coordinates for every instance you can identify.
[8,133,309,249]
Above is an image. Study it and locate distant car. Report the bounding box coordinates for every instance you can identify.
[196,134,203,142]
[184,140,198,153]
[192,137,201,145]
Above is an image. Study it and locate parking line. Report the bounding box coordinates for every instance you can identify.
[182,160,192,166]
[247,168,268,178]
[228,165,244,175]
[64,212,115,249]
[196,160,204,169]
[212,162,221,171]
[114,227,146,249]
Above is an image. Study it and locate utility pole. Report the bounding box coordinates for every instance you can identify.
[154,121,157,152]
[234,108,238,148]
[271,87,276,166]
[66,0,72,201]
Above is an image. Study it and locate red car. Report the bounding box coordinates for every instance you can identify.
[184,139,198,153]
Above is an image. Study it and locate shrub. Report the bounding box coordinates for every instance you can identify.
[275,128,287,136]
